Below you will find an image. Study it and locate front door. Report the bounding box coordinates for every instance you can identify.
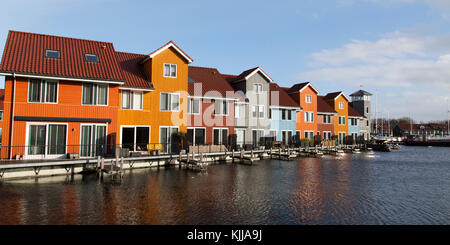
[81,124,107,157]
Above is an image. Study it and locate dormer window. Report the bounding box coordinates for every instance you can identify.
[45,49,60,59]
[164,64,177,78]
[85,54,99,63]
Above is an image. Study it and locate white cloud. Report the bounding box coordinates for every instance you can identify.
[299,32,450,121]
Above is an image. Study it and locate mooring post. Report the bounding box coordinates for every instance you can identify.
[97,156,101,170]
[232,149,235,163]
[120,157,124,172]
[100,158,104,179]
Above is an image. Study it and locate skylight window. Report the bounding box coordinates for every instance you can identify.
[85,54,99,63]
[45,50,60,59]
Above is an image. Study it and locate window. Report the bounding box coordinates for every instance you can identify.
[339,102,344,109]
[121,126,149,152]
[323,131,332,140]
[269,108,272,119]
[252,129,265,146]
[160,126,178,153]
[366,107,369,113]
[82,83,108,105]
[253,84,263,94]
[81,124,107,157]
[304,111,314,122]
[282,109,286,120]
[306,94,312,103]
[85,54,99,63]
[339,116,346,125]
[323,115,332,124]
[281,109,292,121]
[28,79,58,103]
[235,104,240,118]
[187,128,206,146]
[288,110,292,120]
[214,100,228,115]
[45,49,60,59]
[304,131,314,140]
[160,93,179,111]
[252,105,264,118]
[163,64,177,78]
[213,128,228,146]
[28,124,67,156]
[350,118,358,126]
[366,120,369,127]
[0,110,3,121]
[121,91,143,110]
[188,98,200,114]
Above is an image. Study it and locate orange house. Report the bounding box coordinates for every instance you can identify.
[0,31,124,159]
[323,92,350,144]
[116,41,193,153]
[286,82,319,140]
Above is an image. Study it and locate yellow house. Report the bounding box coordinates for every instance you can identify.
[323,92,349,144]
[116,41,193,153]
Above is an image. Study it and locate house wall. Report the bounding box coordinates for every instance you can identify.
[142,47,189,144]
[329,95,349,136]
[317,114,335,139]
[269,108,297,141]
[1,76,119,159]
[290,86,317,137]
[348,117,360,137]
[187,99,235,144]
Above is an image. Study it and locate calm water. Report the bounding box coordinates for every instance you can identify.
[0,146,449,225]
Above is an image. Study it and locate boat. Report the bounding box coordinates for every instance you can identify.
[367,138,392,152]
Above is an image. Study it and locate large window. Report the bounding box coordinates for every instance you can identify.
[338,116,346,125]
[121,126,150,152]
[188,98,200,114]
[252,105,264,118]
[122,90,143,110]
[214,99,228,115]
[0,110,3,121]
[323,114,332,124]
[163,64,177,78]
[27,124,67,156]
[160,126,178,153]
[323,131,332,140]
[350,118,358,126]
[304,111,314,122]
[187,128,206,146]
[305,94,312,103]
[80,124,107,157]
[304,131,314,140]
[235,104,241,118]
[213,128,228,146]
[160,93,180,111]
[339,102,344,109]
[28,79,58,103]
[82,83,108,105]
[252,129,265,147]
[281,109,292,121]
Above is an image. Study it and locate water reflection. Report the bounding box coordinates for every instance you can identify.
[0,146,449,225]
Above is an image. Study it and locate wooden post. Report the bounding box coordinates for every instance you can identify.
[120,157,124,172]
[232,149,235,163]
[97,156,101,170]
[100,158,104,179]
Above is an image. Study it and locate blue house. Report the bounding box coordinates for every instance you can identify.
[269,83,301,145]
[348,105,364,142]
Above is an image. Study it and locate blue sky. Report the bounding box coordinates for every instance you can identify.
[1,0,449,121]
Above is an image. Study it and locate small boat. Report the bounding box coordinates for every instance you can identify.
[367,138,392,152]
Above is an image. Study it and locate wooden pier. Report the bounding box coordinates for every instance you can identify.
[0,144,372,180]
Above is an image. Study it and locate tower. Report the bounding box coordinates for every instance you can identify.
[350,90,372,140]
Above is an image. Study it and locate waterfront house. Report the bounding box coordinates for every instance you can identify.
[120,41,193,153]
[268,83,301,145]
[317,95,336,141]
[350,90,372,141]
[187,66,242,147]
[0,89,4,146]
[323,91,350,144]
[116,51,154,153]
[286,82,319,141]
[222,67,272,147]
[348,105,364,143]
[0,31,124,159]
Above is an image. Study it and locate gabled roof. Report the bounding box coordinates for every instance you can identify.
[348,104,364,118]
[0,30,125,83]
[317,96,337,114]
[395,123,448,131]
[228,66,273,83]
[286,82,319,94]
[269,83,301,109]
[188,66,245,101]
[350,90,372,96]
[141,40,193,64]
[115,51,153,90]
[323,91,350,102]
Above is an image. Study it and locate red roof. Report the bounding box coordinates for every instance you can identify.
[144,40,193,64]
[269,83,300,108]
[115,51,153,90]
[348,105,364,118]
[188,66,245,101]
[395,123,448,131]
[0,89,4,110]
[317,96,336,114]
[0,30,125,82]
